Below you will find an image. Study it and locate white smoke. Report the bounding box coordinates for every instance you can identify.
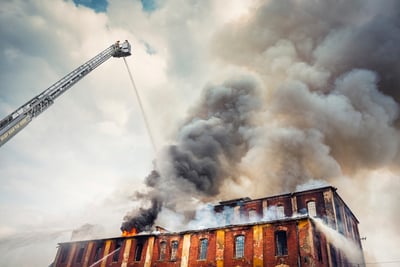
[313,218,364,265]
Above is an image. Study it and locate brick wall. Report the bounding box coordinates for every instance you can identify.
[53,187,363,267]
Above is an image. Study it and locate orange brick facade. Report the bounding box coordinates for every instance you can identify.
[52,186,365,267]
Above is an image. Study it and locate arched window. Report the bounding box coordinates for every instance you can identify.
[307,201,317,217]
[199,238,208,260]
[277,205,285,218]
[275,231,288,256]
[159,241,167,261]
[170,240,179,261]
[235,235,245,258]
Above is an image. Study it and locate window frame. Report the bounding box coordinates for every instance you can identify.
[234,235,245,258]
[112,240,122,262]
[275,230,288,256]
[276,205,285,218]
[198,238,208,260]
[170,240,179,261]
[75,244,85,263]
[307,200,317,217]
[60,246,70,263]
[93,242,103,263]
[134,243,143,262]
[159,241,167,261]
[248,209,258,222]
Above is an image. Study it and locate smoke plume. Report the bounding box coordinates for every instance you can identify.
[121,77,262,232]
[122,0,400,250]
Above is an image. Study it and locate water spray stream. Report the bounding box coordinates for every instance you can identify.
[312,218,364,264]
[88,247,121,267]
[123,57,157,152]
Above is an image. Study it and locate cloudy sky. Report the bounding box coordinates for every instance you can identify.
[0,0,399,266]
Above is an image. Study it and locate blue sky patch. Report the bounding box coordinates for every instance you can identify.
[141,0,157,12]
[73,0,108,13]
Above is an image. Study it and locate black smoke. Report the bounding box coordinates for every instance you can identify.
[121,77,262,232]
[122,0,400,239]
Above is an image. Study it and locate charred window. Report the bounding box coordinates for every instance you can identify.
[60,245,70,263]
[159,241,167,261]
[134,243,143,261]
[307,201,317,217]
[275,231,288,256]
[199,238,208,260]
[76,244,85,263]
[170,240,179,261]
[235,235,245,258]
[112,240,122,262]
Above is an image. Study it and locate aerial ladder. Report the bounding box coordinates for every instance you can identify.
[0,40,131,147]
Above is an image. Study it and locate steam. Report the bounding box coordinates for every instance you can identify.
[172,203,304,231]
[313,218,364,264]
[70,224,105,241]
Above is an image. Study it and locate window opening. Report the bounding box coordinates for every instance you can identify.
[307,201,317,217]
[134,243,143,261]
[60,246,70,263]
[335,201,344,234]
[223,208,232,224]
[330,245,338,266]
[159,241,167,261]
[277,205,285,218]
[275,231,288,256]
[112,240,122,262]
[199,238,208,260]
[76,245,85,263]
[235,235,245,258]
[315,233,323,262]
[249,209,257,222]
[170,240,179,261]
[93,242,103,262]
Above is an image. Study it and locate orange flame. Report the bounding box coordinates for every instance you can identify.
[122,228,137,237]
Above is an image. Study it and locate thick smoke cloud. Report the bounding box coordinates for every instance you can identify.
[210,0,400,263]
[211,0,400,178]
[122,1,400,263]
[213,0,400,101]
[121,76,262,231]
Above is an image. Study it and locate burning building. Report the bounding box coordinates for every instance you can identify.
[52,186,365,267]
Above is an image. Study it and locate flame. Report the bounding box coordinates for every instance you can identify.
[121,228,137,237]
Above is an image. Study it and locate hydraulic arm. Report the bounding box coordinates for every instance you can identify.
[0,40,131,147]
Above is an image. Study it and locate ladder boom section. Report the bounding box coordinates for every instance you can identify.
[0,41,131,147]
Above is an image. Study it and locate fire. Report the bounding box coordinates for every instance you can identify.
[122,228,137,237]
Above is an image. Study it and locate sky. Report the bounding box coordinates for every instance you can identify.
[0,0,399,266]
